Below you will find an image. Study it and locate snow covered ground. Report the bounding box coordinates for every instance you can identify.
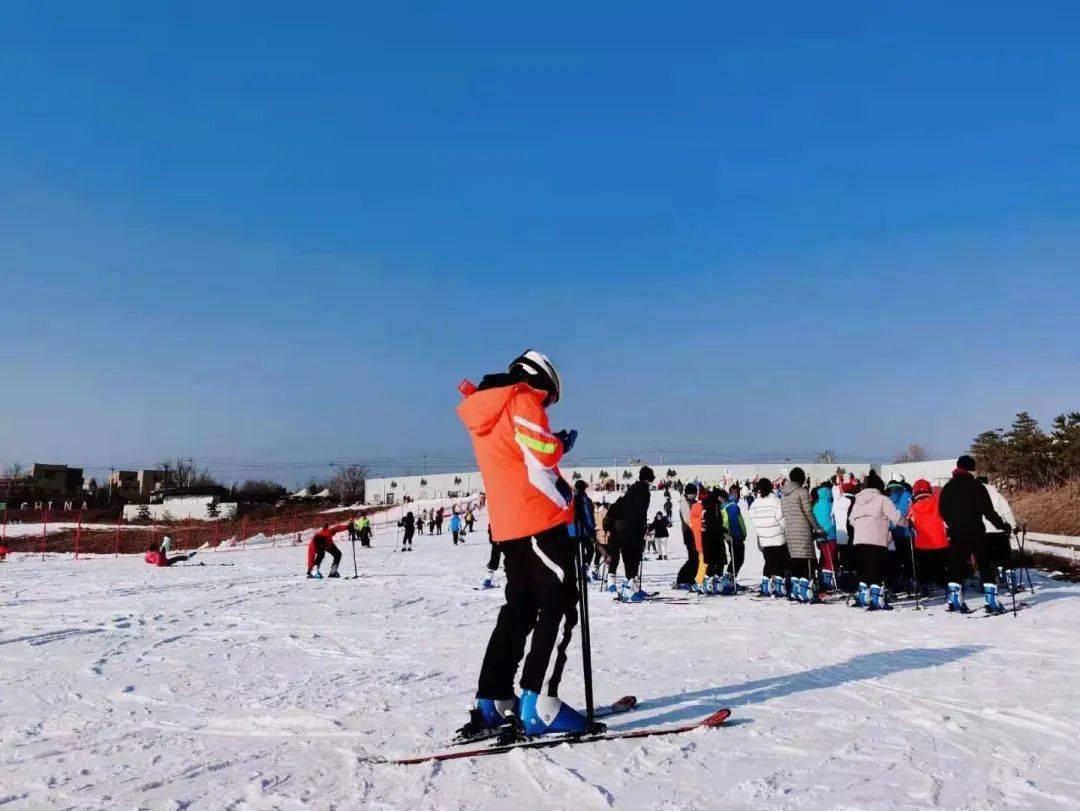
[2,492,1079,809]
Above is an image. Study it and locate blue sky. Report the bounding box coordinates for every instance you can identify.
[2,2,1079,484]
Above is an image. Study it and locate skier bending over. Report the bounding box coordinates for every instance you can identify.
[457,349,590,738]
[307,523,347,578]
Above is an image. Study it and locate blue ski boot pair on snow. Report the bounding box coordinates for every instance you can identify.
[469,693,590,738]
[771,575,785,598]
[759,576,771,597]
[820,569,836,591]
[983,583,1006,615]
[791,577,813,603]
[947,582,971,613]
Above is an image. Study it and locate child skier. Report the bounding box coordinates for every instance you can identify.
[450,512,463,545]
[649,511,671,560]
[456,349,590,738]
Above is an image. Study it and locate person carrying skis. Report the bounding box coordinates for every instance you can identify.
[456,349,590,738]
[780,468,824,582]
[307,523,347,578]
[722,485,747,579]
[450,512,463,545]
[675,483,700,588]
[939,455,1010,590]
[605,466,655,601]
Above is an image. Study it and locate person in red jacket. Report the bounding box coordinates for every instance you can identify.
[144,542,198,567]
[456,350,588,739]
[307,523,347,579]
[907,479,950,591]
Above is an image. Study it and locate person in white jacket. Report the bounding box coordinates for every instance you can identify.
[848,472,901,589]
[748,478,788,579]
[979,477,1017,578]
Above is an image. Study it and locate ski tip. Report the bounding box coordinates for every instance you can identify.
[701,708,732,727]
[612,695,638,710]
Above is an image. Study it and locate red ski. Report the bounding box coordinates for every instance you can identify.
[378,708,731,766]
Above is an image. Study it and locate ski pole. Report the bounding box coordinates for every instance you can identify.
[351,533,358,579]
[574,522,595,727]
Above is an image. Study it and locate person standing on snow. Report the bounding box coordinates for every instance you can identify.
[568,479,597,576]
[848,472,901,592]
[450,512,463,545]
[456,350,592,738]
[812,482,838,582]
[749,478,788,581]
[604,466,655,601]
[977,475,1018,578]
[780,467,824,582]
[416,509,425,535]
[698,487,729,593]
[907,479,950,591]
[649,511,671,560]
[435,507,445,535]
[722,485,748,580]
[306,523,347,578]
[939,455,1010,589]
[675,483,700,588]
[358,516,373,548]
[398,511,416,552]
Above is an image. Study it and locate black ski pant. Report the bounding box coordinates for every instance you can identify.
[855,544,888,587]
[486,540,502,572]
[914,548,949,589]
[608,534,645,581]
[359,529,371,548]
[402,528,414,548]
[453,530,461,545]
[789,555,817,582]
[161,553,195,567]
[950,532,996,586]
[761,545,790,579]
[416,521,424,534]
[986,531,1012,574]
[436,520,443,535]
[477,526,578,699]
[314,542,342,569]
[578,533,595,568]
[703,534,728,578]
[676,538,699,585]
[726,538,745,577]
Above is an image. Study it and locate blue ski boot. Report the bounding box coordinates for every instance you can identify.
[606,574,618,595]
[519,690,590,736]
[797,577,811,603]
[720,573,735,596]
[1006,569,1020,592]
[760,576,771,597]
[854,582,869,608]
[456,696,520,741]
[997,567,1007,589]
[772,575,785,598]
[820,569,836,591]
[785,577,797,600]
[307,569,323,580]
[984,583,1005,615]
[868,584,891,611]
[946,582,970,613]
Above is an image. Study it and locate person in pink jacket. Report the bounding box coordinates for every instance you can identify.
[848,471,901,590]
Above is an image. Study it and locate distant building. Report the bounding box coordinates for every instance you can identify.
[108,469,165,501]
[30,464,84,497]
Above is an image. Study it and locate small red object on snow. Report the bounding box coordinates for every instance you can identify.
[458,379,477,398]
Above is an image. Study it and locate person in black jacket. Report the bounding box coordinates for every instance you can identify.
[700,488,729,592]
[398,511,416,551]
[938,455,1009,587]
[605,466,655,600]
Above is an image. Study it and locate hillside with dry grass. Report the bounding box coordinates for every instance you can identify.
[1011,480,1080,536]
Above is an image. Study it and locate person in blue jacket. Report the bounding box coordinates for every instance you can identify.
[886,480,914,588]
[722,486,748,578]
[449,512,463,545]
[568,479,597,575]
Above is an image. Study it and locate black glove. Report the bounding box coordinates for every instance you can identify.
[555,429,578,454]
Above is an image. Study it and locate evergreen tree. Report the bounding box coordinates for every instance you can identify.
[1051,411,1080,480]
[970,429,1007,474]
[1003,411,1053,488]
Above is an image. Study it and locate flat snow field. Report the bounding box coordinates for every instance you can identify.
[2,495,1080,810]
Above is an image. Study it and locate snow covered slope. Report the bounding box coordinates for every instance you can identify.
[2,493,1078,809]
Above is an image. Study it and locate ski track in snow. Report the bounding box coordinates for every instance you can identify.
[2,492,1079,809]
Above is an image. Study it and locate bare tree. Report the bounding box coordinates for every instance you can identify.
[328,465,367,503]
[2,462,24,478]
[893,444,928,464]
[160,457,219,488]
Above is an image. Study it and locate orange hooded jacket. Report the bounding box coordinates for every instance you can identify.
[457,382,572,542]
[909,493,949,551]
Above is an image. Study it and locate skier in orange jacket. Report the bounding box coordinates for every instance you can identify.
[456,350,589,739]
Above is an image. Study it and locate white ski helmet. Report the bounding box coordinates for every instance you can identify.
[509,349,562,406]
